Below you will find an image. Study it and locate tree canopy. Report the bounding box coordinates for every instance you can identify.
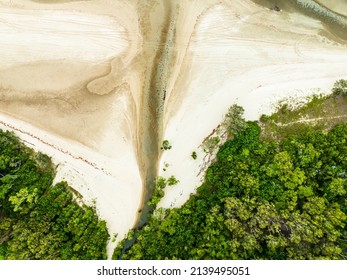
[0,130,109,260]
[114,102,347,260]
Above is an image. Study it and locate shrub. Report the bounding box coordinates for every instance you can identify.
[161,140,172,150]
[332,79,347,96]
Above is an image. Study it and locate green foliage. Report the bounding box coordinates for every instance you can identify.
[112,238,126,260]
[117,119,347,260]
[202,137,220,153]
[201,104,247,154]
[163,162,169,171]
[191,151,197,160]
[9,187,38,214]
[167,176,179,186]
[223,104,247,138]
[332,79,347,96]
[161,140,172,151]
[148,176,180,208]
[147,177,167,208]
[260,114,270,122]
[260,91,347,141]
[0,130,109,259]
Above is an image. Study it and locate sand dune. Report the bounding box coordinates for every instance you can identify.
[0,0,347,258]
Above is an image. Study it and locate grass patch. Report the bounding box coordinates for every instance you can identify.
[260,94,347,141]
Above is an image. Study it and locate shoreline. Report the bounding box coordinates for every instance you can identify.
[157,0,347,210]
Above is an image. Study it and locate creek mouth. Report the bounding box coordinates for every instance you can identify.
[120,0,347,257]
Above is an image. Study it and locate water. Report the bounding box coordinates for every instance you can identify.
[254,0,347,40]
[296,0,347,27]
[315,0,347,17]
[119,0,177,257]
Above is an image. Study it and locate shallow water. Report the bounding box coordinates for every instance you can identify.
[254,0,347,41]
[134,0,176,229]
[296,0,347,26]
[314,0,347,17]
[118,0,177,257]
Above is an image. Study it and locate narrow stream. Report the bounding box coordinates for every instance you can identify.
[135,0,176,229]
[120,0,176,256]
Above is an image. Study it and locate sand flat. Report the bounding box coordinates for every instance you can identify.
[0,8,128,67]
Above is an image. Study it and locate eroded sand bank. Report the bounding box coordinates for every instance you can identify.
[0,0,347,258]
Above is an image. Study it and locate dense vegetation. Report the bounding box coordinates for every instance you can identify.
[114,87,347,260]
[0,130,109,259]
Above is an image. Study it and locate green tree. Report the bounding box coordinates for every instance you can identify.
[223,104,247,138]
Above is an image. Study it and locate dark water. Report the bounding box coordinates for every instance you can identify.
[254,0,347,40]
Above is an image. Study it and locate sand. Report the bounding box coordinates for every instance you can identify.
[157,0,347,209]
[315,0,347,17]
[0,0,142,258]
[0,0,347,259]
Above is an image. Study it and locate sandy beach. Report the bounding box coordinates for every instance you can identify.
[157,0,347,209]
[0,0,347,258]
[0,0,142,257]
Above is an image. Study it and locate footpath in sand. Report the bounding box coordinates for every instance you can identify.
[1,0,347,258]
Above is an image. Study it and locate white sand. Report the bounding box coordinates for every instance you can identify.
[0,8,128,67]
[0,0,142,258]
[158,0,347,209]
[0,111,142,257]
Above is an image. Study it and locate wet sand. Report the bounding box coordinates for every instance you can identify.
[314,0,347,17]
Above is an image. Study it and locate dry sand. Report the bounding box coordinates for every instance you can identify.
[157,0,347,209]
[0,0,347,258]
[0,0,142,257]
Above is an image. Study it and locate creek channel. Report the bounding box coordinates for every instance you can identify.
[119,0,177,257]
